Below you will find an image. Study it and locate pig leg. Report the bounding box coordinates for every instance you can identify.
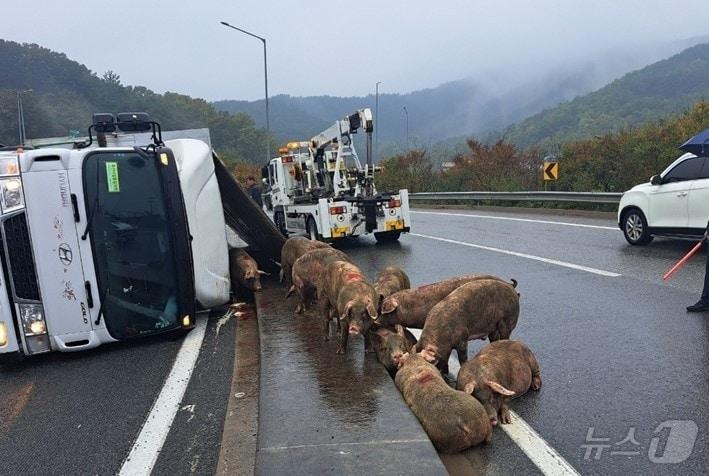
[336,319,349,354]
[455,340,468,364]
[319,296,332,340]
[499,401,512,425]
[530,358,542,391]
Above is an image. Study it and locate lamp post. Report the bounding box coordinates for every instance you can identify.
[16,89,32,146]
[375,81,382,161]
[220,21,271,162]
[402,106,409,151]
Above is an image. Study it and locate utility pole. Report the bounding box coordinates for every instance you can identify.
[402,106,409,151]
[375,81,381,161]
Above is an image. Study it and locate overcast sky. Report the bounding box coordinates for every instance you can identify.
[3,0,708,101]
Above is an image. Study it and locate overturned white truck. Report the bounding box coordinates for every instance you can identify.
[0,113,283,358]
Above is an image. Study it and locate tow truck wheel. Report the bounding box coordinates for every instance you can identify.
[274,211,287,237]
[307,217,320,241]
[374,231,401,243]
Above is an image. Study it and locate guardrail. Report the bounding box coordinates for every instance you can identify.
[408,191,623,204]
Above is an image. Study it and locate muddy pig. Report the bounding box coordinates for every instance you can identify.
[374,266,411,298]
[279,236,329,284]
[415,279,519,371]
[319,260,379,354]
[229,248,267,292]
[377,274,517,329]
[370,325,417,375]
[456,340,541,426]
[288,247,350,313]
[395,352,491,453]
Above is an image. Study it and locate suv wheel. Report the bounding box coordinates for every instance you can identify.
[622,209,653,245]
[307,217,319,241]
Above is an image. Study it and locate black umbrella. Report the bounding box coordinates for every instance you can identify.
[679,128,709,156]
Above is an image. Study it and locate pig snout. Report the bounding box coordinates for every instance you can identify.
[391,351,404,365]
[348,324,361,335]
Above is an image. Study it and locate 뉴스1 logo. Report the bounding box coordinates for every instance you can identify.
[58,243,73,266]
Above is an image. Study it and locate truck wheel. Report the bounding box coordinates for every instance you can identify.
[307,217,320,241]
[622,209,653,245]
[374,231,400,243]
[274,211,288,236]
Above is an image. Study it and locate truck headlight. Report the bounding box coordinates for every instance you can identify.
[0,156,19,176]
[0,321,8,347]
[18,303,46,336]
[0,177,24,213]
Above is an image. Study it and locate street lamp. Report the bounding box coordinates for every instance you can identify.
[220,21,271,163]
[16,89,32,146]
[375,81,382,161]
[402,106,409,151]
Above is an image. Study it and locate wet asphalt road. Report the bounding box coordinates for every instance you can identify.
[0,207,706,475]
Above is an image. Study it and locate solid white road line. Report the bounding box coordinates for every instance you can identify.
[119,318,208,476]
[409,328,580,476]
[411,210,619,231]
[410,233,621,277]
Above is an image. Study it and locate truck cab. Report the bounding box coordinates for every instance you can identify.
[0,113,233,358]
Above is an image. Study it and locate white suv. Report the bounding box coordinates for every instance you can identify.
[618,153,709,245]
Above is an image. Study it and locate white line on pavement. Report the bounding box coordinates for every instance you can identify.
[411,210,619,231]
[410,233,621,277]
[409,328,581,476]
[119,318,208,476]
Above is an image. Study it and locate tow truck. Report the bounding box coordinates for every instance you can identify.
[0,113,283,358]
[263,108,411,243]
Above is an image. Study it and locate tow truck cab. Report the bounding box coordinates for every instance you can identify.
[0,113,228,358]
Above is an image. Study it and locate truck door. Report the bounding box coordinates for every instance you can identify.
[22,165,94,338]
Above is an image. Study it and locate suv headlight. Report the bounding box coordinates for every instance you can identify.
[18,303,47,336]
[0,177,24,213]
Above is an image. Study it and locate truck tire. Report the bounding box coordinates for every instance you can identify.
[274,211,288,237]
[307,217,320,241]
[374,231,400,243]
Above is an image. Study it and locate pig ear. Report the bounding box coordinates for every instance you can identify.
[419,348,438,365]
[340,300,354,320]
[485,380,515,396]
[394,324,406,338]
[463,382,476,395]
[381,297,398,315]
[258,269,270,276]
[366,301,377,320]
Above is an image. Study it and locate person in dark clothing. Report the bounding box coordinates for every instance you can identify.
[687,225,709,312]
[245,176,263,208]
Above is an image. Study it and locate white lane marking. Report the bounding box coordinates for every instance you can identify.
[409,328,580,476]
[119,318,208,476]
[411,210,619,231]
[410,233,621,277]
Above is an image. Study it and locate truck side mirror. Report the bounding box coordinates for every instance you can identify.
[650,174,662,186]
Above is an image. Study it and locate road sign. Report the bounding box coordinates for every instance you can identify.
[543,161,559,181]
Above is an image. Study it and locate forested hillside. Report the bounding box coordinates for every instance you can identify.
[0,40,269,165]
[497,43,709,149]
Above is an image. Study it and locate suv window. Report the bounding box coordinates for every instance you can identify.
[663,157,706,183]
[700,157,709,179]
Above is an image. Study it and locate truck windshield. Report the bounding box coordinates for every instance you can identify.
[83,151,182,339]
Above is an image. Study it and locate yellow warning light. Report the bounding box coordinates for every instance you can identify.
[182,315,191,327]
[160,153,169,165]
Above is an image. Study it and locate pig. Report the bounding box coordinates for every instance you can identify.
[373,266,411,298]
[415,279,520,373]
[279,236,329,284]
[288,247,350,313]
[377,274,517,329]
[395,352,492,453]
[370,325,417,375]
[229,248,267,292]
[319,260,379,354]
[456,340,541,426]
